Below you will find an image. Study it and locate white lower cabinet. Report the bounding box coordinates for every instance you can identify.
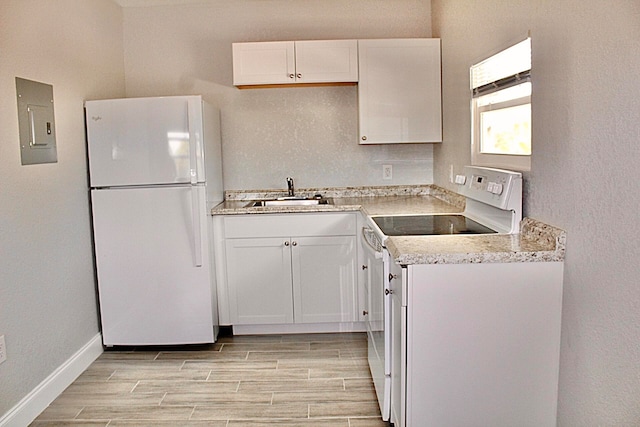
[219,213,358,327]
[292,236,357,323]
[391,262,564,427]
[225,237,294,325]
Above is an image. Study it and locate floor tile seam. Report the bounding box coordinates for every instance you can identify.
[187,404,197,421]
[133,379,242,383]
[242,350,339,356]
[237,377,344,384]
[158,391,168,405]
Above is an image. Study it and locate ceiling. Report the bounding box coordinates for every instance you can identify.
[113,0,213,7]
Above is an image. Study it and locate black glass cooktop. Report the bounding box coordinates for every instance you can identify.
[372,215,497,236]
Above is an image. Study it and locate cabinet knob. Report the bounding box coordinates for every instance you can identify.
[296,73,302,79]
[363,310,368,316]
[362,265,368,270]
[385,288,393,295]
[288,74,295,79]
[292,241,298,246]
[284,241,290,246]
[388,273,397,281]
[361,136,367,141]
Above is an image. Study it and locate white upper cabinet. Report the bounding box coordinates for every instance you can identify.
[358,39,442,144]
[294,40,358,83]
[233,40,358,86]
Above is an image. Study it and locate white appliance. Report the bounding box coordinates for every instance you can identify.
[361,166,523,422]
[86,95,223,346]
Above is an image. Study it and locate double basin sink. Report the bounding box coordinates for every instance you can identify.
[245,196,332,208]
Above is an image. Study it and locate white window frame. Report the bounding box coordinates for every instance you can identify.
[471,37,531,171]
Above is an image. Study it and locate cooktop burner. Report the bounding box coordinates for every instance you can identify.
[372,215,497,236]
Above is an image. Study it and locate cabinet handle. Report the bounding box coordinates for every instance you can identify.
[292,241,298,246]
[284,241,290,246]
[296,73,302,79]
[363,310,368,316]
[362,265,368,270]
[288,74,295,79]
[385,288,393,295]
[361,136,367,141]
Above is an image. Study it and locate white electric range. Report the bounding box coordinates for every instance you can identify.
[361,166,523,421]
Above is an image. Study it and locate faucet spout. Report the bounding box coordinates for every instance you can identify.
[286,177,295,197]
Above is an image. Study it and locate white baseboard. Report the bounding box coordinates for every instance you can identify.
[0,333,103,427]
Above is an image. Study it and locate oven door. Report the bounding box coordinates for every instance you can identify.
[361,226,391,420]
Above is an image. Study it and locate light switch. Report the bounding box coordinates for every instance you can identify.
[16,77,57,165]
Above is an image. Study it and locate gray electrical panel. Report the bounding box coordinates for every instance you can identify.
[16,77,58,165]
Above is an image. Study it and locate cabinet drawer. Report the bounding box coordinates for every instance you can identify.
[224,213,356,238]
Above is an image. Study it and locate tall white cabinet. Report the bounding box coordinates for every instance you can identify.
[358,39,442,144]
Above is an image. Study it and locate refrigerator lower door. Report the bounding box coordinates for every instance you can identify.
[91,185,215,346]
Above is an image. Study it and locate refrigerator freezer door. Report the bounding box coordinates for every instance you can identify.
[91,185,215,345]
[86,96,205,187]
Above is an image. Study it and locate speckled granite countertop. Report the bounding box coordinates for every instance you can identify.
[212,185,566,265]
[211,185,464,216]
[386,218,565,265]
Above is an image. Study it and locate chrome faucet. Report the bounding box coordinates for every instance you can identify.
[286,177,295,197]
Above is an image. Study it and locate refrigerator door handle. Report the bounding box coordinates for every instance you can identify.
[191,186,203,267]
[187,99,199,185]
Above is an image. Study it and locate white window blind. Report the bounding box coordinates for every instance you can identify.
[471,38,531,96]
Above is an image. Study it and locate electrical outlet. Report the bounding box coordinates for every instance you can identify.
[383,164,392,180]
[0,335,6,364]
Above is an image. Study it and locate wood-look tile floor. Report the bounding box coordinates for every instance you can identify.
[32,332,389,426]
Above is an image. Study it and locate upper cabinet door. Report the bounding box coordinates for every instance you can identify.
[295,40,358,83]
[232,41,296,86]
[232,40,358,86]
[358,39,442,144]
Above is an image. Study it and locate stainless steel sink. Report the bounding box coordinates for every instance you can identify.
[245,197,332,207]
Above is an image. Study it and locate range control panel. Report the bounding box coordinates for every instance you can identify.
[458,166,523,211]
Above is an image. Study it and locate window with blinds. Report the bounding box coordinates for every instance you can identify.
[471,37,531,170]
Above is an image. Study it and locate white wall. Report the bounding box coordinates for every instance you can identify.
[432,1,640,424]
[121,0,435,190]
[0,0,125,417]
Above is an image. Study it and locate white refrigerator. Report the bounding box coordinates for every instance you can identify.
[85,95,223,346]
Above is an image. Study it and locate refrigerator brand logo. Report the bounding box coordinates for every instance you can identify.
[91,116,102,121]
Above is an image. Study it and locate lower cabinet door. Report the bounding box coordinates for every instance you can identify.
[225,237,294,324]
[292,236,358,323]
